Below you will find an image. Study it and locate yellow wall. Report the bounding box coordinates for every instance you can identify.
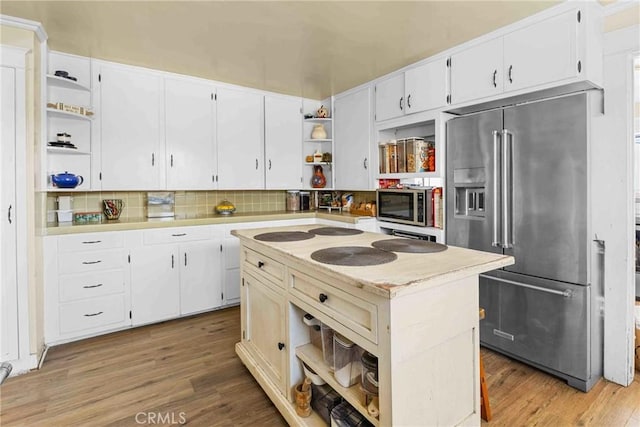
[1,24,45,359]
[604,4,640,33]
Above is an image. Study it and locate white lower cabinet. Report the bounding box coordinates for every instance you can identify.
[44,232,131,344]
[179,240,222,315]
[130,244,180,325]
[222,235,241,305]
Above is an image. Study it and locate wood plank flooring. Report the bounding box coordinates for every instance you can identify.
[1,307,638,426]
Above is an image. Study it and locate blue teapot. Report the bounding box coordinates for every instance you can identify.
[51,171,84,189]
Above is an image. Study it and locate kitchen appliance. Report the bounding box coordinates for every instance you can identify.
[300,192,311,211]
[445,92,603,391]
[376,188,433,227]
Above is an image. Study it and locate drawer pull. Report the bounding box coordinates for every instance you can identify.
[257,261,265,268]
[81,240,101,244]
[83,311,104,317]
[171,233,187,237]
[277,342,285,351]
[82,284,103,289]
[318,293,328,303]
[82,260,102,265]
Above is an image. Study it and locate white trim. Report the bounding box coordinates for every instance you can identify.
[603,0,639,16]
[0,14,47,42]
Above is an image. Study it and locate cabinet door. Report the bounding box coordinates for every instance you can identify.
[450,37,503,104]
[98,63,164,190]
[165,78,216,190]
[405,58,448,114]
[1,65,18,361]
[503,9,578,92]
[217,87,264,189]
[130,245,179,325]
[222,236,241,305]
[264,96,302,189]
[179,241,222,315]
[374,73,404,122]
[334,87,372,190]
[244,273,287,394]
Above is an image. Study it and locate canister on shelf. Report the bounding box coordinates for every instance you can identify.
[396,138,407,173]
[333,333,363,388]
[286,190,300,211]
[387,140,398,174]
[378,142,388,174]
[405,137,425,173]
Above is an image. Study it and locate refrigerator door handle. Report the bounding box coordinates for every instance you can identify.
[492,130,502,247]
[502,129,513,249]
[480,273,573,297]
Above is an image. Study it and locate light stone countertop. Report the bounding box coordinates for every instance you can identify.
[42,210,375,236]
[232,224,515,299]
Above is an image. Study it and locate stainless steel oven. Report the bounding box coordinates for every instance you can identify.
[376,188,431,227]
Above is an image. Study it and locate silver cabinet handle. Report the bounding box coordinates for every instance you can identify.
[184,252,187,266]
[493,329,515,341]
[83,284,103,289]
[480,274,572,297]
[492,70,497,88]
[82,260,102,265]
[84,311,103,317]
[508,65,513,84]
[7,204,11,224]
[399,96,404,111]
[492,130,502,247]
[171,254,174,269]
[363,158,368,169]
[407,94,412,109]
[501,129,513,249]
[152,153,155,166]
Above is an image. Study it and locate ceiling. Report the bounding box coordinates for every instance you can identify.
[1,1,560,100]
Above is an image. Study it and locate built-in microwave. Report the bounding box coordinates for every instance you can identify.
[376,188,432,227]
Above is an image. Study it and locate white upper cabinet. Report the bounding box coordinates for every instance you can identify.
[503,9,579,93]
[449,4,601,106]
[375,74,404,122]
[334,87,372,190]
[217,87,264,189]
[264,95,302,189]
[165,78,217,190]
[375,58,448,122]
[450,37,503,105]
[95,61,164,190]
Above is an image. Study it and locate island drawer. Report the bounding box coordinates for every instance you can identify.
[243,247,285,287]
[59,269,125,302]
[289,269,378,344]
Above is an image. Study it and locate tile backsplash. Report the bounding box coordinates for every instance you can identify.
[46,190,288,221]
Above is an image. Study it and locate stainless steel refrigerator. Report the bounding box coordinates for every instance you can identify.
[446,92,603,392]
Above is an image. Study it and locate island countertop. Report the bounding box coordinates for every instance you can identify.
[232,224,514,299]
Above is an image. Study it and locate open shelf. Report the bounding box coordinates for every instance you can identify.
[377,172,440,179]
[305,139,332,143]
[305,162,333,166]
[47,108,93,121]
[295,343,379,427]
[47,146,90,155]
[46,74,90,91]
[304,118,332,123]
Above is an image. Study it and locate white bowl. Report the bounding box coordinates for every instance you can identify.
[303,363,326,385]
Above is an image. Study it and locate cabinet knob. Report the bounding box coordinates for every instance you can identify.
[319,293,328,303]
[278,342,285,351]
[257,261,265,268]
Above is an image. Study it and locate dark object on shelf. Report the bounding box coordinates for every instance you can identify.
[311,165,326,188]
[54,70,68,77]
[304,113,314,119]
[311,383,343,425]
[330,401,374,427]
[322,152,332,162]
[65,76,77,81]
[48,141,77,149]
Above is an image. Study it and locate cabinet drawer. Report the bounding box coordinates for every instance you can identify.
[58,232,124,252]
[143,226,211,245]
[290,269,378,344]
[59,294,127,334]
[58,249,125,274]
[243,247,284,287]
[59,270,125,302]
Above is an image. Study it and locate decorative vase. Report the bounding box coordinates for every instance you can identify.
[311,165,326,188]
[311,124,327,140]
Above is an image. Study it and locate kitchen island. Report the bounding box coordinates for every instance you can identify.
[233,224,514,426]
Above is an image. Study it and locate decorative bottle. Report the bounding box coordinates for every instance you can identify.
[311,165,326,188]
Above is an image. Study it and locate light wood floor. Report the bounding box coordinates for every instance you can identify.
[1,307,638,426]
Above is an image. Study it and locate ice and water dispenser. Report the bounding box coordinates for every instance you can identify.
[453,168,486,218]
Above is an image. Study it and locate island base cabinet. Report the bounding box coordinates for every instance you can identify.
[241,272,287,396]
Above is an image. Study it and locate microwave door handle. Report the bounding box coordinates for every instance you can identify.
[492,130,502,247]
[502,129,513,248]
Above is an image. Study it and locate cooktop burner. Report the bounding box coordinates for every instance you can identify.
[308,227,364,236]
[310,246,397,266]
[254,231,315,242]
[371,238,448,253]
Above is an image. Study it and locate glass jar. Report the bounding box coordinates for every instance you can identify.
[286,190,300,211]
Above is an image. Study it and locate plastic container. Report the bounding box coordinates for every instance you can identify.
[378,142,387,174]
[321,323,335,369]
[56,209,73,223]
[360,351,379,396]
[303,313,322,349]
[333,333,362,388]
[330,401,371,427]
[311,383,343,425]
